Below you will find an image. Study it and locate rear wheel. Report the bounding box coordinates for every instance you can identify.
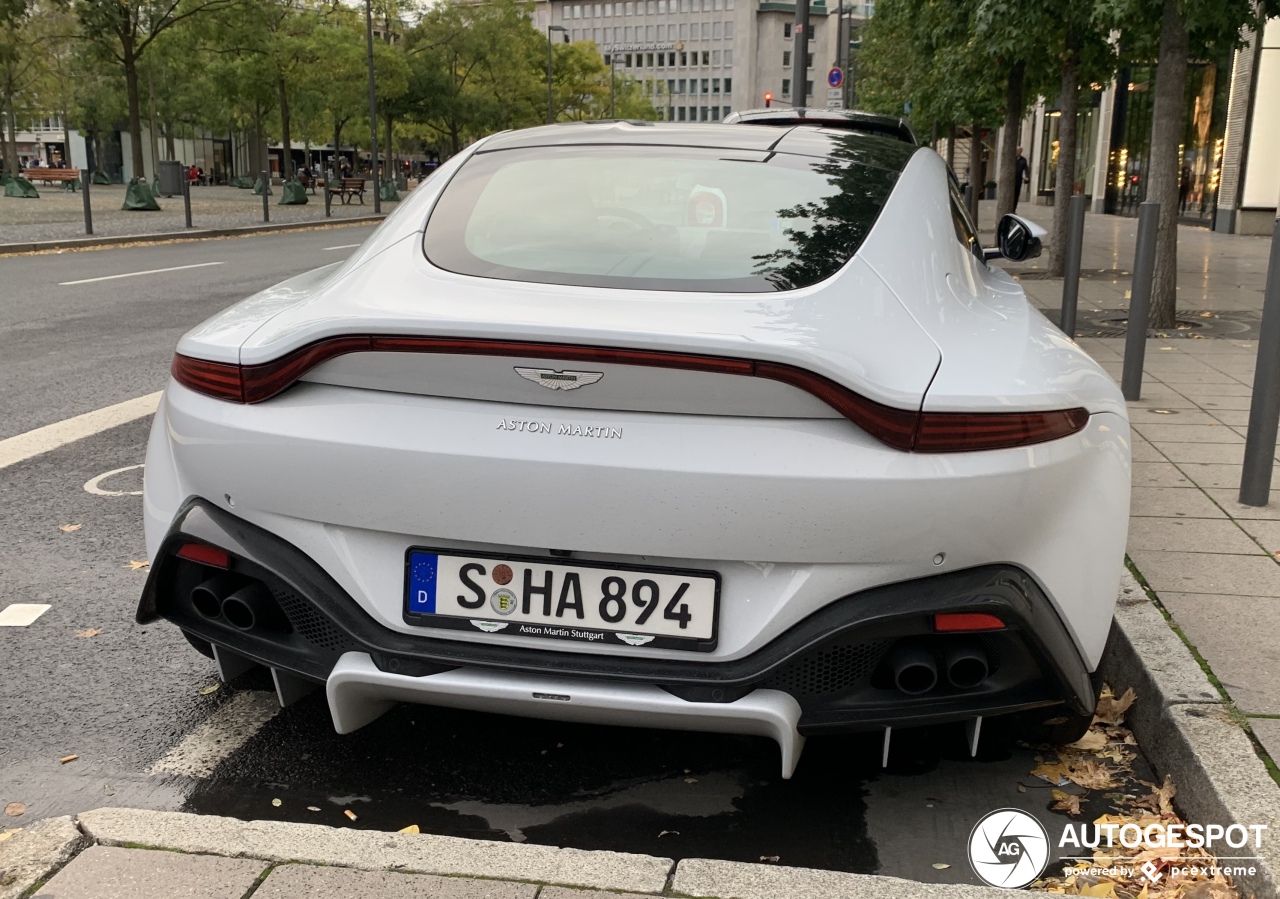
[1016,706,1094,745]
[181,629,215,659]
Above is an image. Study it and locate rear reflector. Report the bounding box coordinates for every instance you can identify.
[176,543,232,569]
[171,337,1089,453]
[934,612,1006,632]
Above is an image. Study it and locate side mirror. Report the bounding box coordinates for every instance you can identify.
[993,213,1045,262]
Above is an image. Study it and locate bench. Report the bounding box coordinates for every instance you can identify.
[328,177,366,204]
[24,168,79,190]
[297,171,318,194]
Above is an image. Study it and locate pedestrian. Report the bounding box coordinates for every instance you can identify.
[1179,162,1193,214]
[1013,146,1030,213]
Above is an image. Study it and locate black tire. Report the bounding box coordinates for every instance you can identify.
[1018,706,1094,746]
[182,629,215,659]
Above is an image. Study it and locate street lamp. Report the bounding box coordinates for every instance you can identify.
[609,52,619,119]
[547,25,568,124]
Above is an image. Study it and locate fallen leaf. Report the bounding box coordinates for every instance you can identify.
[759,855,780,863]
[271,798,282,807]
[75,628,102,639]
[1078,883,1117,898]
[1016,783,1027,793]
[4,802,24,817]
[659,830,680,837]
[59,755,78,765]
[932,862,951,869]
[0,830,17,843]
[1050,789,1082,816]
[124,560,150,571]
[1032,761,1072,786]
[103,784,115,796]
[1067,730,1108,752]
[1093,687,1136,725]
[684,777,698,784]
[398,824,419,834]
[198,684,220,696]
[307,806,321,812]
[59,524,82,533]
[344,809,358,821]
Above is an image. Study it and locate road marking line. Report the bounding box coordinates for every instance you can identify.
[0,392,162,470]
[0,603,52,626]
[59,261,225,285]
[84,463,145,496]
[150,690,281,778]
[324,244,361,251]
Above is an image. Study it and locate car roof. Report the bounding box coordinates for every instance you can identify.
[476,121,920,171]
[723,108,918,145]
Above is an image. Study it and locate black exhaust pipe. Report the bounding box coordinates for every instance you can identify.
[943,640,989,690]
[221,583,286,632]
[890,643,938,695]
[191,574,237,620]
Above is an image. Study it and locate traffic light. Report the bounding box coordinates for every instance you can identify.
[764,91,772,108]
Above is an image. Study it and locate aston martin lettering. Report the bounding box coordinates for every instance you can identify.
[514,367,604,390]
[496,419,622,439]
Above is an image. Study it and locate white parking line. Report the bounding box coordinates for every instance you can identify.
[323,244,361,251]
[0,393,162,470]
[59,261,225,286]
[150,690,281,778]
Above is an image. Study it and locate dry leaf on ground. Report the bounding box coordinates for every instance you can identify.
[1050,789,1082,816]
[759,855,780,863]
[58,524,82,533]
[1093,687,1136,725]
[124,560,150,571]
[197,684,220,696]
[398,824,419,834]
[74,628,102,638]
[4,802,25,817]
[1067,730,1108,751]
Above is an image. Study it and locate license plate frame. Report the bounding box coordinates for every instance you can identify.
[402,547,720,652]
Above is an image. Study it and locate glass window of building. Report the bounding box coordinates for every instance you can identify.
[712,49,720,65]
[605,3,612,15]
[701,22,710,38]
[784,22,791,37]
[648,1,655,12]
[806,52,813,67]
[701,78,709,93]
[678,107,686,121]
[700,106,708,121]
[625,25,633,38]
[614,26,621,40]
[713,21,722,38]
[692,0,700,9]
[646,25,654,39]
[712,78,720,93]
[711,106,721,120]
[724,20,733,37]
[726,0,733,8]
[805,80,812,96]
[668,78,675,93]
[658,0,666,10]
[701,50,709,64]
[724,49,732,65]
[783,50,790,66]
[678,78,686,93]
[573,4,581,16]
[782,77,790,96]
[723,77,731,92]
[657,23,664,38]
[679,23,687,39]
[714,0,722,8]
[646,51,655,64]
[626,1,634,13]
[594,26,602,40]
[571,28,580,39]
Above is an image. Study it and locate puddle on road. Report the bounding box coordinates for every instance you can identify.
[181,692,1157,883]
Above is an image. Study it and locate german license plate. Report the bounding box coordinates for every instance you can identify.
[404,549,719,651]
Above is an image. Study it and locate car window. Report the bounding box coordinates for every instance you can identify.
[422,139,904,293]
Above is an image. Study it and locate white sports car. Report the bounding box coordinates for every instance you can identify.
[138,122,1130,776]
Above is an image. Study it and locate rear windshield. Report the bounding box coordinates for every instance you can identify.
[422,140,903,292]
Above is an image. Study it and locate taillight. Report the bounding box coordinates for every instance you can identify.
[171,339,1089,454]
[176,542,232,569]
[934,612,1005,632]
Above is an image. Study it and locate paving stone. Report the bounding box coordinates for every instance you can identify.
[1177,462,1250,490]
[538,889,655,899]
[1129,487,1227,518]
[1206,488,1280,520]
[1151,442,1248,465]
[33,845,266,899]
[1239,519,1280,554]
[1128,551,1280,597]
[1248,717,1280,764]
[0,816,83,899]
[1127,408,1229,425]
[1132,423,1244,444]
[1130,462,1192,487]
[1126,517,1261,554]
[255,865,537,898]
[1160,593,1280,714]
[672,858,1013,899]
[1196,395,1256,411]
[1129,437,1166,462]
[1172,382,1254,397]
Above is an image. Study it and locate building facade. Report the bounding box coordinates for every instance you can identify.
[532,0,846,121]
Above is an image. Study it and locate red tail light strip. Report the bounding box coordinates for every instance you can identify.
[172,337,1089,453]
[933,612,1006,632]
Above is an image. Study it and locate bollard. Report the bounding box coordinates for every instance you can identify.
[1121,201,1160,402]
[1239,217,1280,506]
[182,174,193,229]
[324,175,332,218]
[1059,193,1087,338]
[80,169,93,236]
[261,170,270,224]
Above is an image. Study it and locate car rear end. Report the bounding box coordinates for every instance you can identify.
[138,124,1129,775]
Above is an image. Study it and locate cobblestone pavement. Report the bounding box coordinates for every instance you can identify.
[0,183,394,244]
[992,200,1280,762]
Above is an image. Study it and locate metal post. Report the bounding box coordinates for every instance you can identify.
[791,0,810,111]
[261,169,270,224]
[182,172,193,229]
[365,0,381,215]
[324,173,332,218]
[80,169,93,236]
[610,55,616,119]
[1239,218,1280,506]
[1121,201,1160,401]
[547,29,554,124]
[1059,193,1087,338]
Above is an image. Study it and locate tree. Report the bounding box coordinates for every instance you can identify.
[1100,0,1280,327]
[74,0,232,179]
[0,0,37,173]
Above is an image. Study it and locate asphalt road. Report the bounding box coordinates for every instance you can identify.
[0,228,1155,884]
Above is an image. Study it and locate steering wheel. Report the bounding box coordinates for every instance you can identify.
[595,206,656,230]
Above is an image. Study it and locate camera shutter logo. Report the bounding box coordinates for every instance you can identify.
[968,808,1050,889]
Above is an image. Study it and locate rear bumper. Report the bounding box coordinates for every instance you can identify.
[140,499,1096,760]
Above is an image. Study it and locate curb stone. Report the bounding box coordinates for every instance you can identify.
[1102,571,1280,899]
[0,816,84,899]
[0,216,384,256]
[76,808,673,895]
[670,858,1016,898]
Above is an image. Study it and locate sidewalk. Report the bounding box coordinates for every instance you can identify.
[994,201,1280,762]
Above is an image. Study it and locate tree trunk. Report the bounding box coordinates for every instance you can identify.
[147,60,161,168]
[3,90,18,174]
[967,123,982,229]
[123,47,146,178]
[1146,0,1188,329]
[946,122,956,170]
[278,77,292,180]
[384,112,393,182]
[996,59,1025,219]
[1048,50,1082,278]
[165,123,176,161]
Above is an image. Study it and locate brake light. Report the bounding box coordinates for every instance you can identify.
[176,543,231,568]
[934,612,1005,632]
[170,338,1089,453]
